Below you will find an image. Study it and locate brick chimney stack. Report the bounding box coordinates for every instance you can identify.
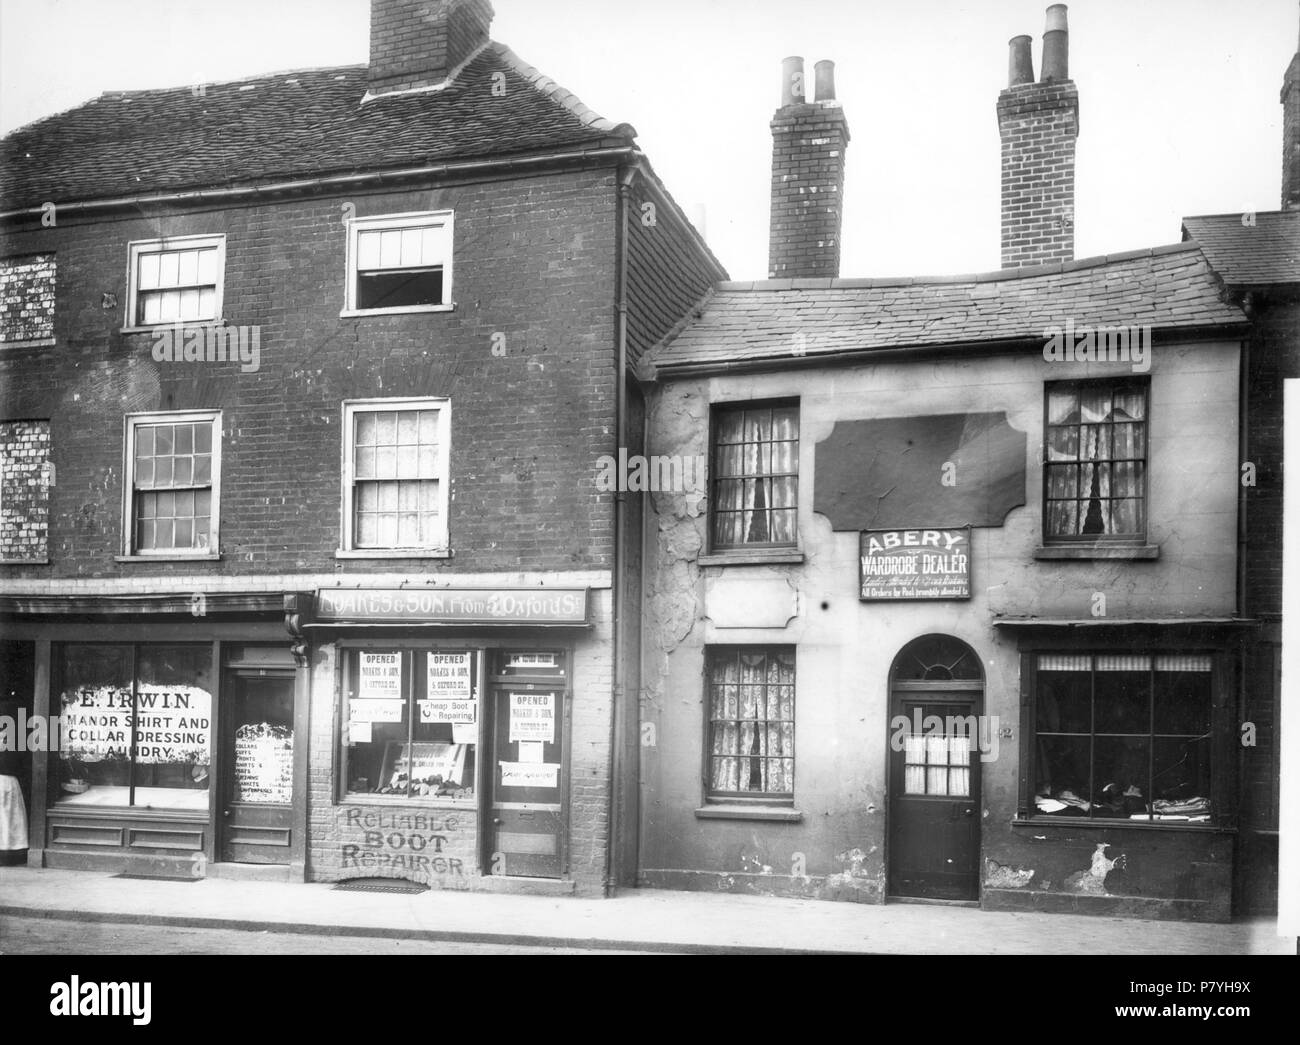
[1281,7,1300,209]
[768,57,850,280]
[368,0,493,97]
[996,5,1079,268]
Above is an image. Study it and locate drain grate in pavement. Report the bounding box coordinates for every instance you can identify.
[113,873,200,883]
[334,877,429,895]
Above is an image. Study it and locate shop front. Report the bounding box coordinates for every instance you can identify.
[0,597,307,878]
[297,585,613,895]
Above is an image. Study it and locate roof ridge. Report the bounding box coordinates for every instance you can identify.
[490,42,635,138]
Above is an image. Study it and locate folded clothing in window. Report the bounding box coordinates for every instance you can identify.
[1035,796,1068,813]
[1152,797,1210,816]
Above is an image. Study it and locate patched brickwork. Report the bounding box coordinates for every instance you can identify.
[0,419,50,562]
[0,254,55,344]
[997,82,1079,268]
[769,104,849,280]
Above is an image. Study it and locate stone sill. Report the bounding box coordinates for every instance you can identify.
[335,548,451,560]
[0,559,49,565]
[115,553,221,563]
[695,805,803,823]
[1034,544,1160,561]
[339,304,455,318]
[0,337,56,349]
[697,549,804,568]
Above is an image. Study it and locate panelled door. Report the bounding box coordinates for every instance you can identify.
[887,635,985,901]
[220,669,295,863]
[485,650,566,879]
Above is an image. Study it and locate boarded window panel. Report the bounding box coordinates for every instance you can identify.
[357,230,382,270]
[379,230,402,268]
[139,253,162,291]
[158,252,181,288]
[197,248,218,285]
[177,250,199,286]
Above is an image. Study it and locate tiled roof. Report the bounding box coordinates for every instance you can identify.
[1181,210,1300,286]
[649,243,1246,373]
[0,43,633,212]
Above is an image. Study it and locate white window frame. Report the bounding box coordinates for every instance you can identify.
[341,210,454,317]
[120,409,222,561]
[123,234,226,333]
[338,397,451,558]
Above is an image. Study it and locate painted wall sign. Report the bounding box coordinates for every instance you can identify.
[509,692,555,743]
[500,761,559,788]
[426,652,472,698]
[860,527,971,600]
[357,652,402,698]
[316,588,588,625]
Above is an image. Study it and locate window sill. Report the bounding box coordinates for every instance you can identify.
[340,793,475,809]
[1013,815,1232,833]
[121,321,223,335]
[695,805,803,823]
[0,558,49,565]
[698,549,804,568]
[339,304,454,318]
[335,548,451,560]
[1034,544,1160,561]
[0,337,56,349]
[115,553,221,563]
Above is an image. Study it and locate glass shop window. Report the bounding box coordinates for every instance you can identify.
[56,644,213,811]
[1034,653,1213,821]
[342,649,477,802]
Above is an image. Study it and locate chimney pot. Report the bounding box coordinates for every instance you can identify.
[1042,4,1069,82]
[781,56,806,106]
[1008,35,1035,87]
[814,60,837,101]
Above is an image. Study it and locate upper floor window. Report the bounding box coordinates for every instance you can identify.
[126,235,225,329]
[344,211,453,315]
[710,401,799,550]
[0,253,56,345]
[341,398,450,555]
[124,411,220,557]
[1043,380,1147,542]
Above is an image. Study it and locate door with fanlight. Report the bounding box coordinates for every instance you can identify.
[887,635,984,901]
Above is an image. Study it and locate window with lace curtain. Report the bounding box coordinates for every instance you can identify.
[710,402,799,550]
[1043,380,1147,541]
[705,647,795,802]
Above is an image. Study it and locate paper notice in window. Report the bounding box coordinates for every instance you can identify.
[517,740,544,763]
[452,721,477,745]
[358,652,402,698]
[349,720,373,744]
[348,699,402,723]
[419,697,477,723]
[500,761,558,788]
[508,692,554,743]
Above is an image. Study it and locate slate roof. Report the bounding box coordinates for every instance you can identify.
[1181,210,1300,286]
[648,243,1246,373]
[0,43,634,212]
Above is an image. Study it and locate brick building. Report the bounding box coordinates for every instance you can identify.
[0,0,722,894]
[634,5,1271,921]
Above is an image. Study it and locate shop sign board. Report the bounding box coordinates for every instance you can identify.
[860,527,971,601]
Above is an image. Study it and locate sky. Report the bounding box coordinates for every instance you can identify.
[0,0,1295,279]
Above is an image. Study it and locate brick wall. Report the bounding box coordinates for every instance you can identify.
[0,253,55,344]
[768,103,849,280]
[1282,54,1300,210]
[0,419,49,562]
[368,0,492,95]
[0,168,619,580]
[997,81,1078,269]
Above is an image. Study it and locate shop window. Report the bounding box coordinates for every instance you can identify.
[709,401,799,550]
[124,411,220,556]
[343,211,453,315]
[126,235,224,328]
[705,646,795,802]
[341,399,450,554]
[1033,653,1213,821]
[341,648,477,802]
[1043,380,1147,542]
[55,644,212,811]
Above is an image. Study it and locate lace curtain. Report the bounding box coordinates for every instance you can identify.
[709,650,795,795]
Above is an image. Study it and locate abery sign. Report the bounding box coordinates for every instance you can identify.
[860,528,971,601]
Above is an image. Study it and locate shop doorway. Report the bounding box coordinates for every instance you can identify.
[887,634,984,901]
[484,650,566,879]
[220,669,295,863]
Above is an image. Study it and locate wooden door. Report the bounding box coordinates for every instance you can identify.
[220,671,294,863]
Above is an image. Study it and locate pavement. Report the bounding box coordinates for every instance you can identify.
[0,865,1294,955]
